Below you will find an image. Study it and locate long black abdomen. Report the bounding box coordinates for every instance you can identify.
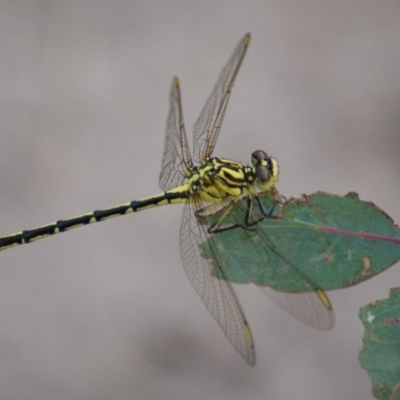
[0,187,189,252]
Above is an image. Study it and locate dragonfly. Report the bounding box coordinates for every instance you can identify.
[0,33,334,365]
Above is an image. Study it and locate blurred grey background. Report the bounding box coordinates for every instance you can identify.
[0,1,399,399]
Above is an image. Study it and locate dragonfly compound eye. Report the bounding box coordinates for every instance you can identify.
[256,165,270,183]
[251,150,269,166]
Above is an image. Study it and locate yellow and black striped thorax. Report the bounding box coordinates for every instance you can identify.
[188,151,278,203]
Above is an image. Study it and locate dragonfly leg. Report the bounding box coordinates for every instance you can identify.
[210,192,282,234]
[255,191,286,219]
[195,202,224,218]
[209,198,262,234]
[255,195,274,218]
[207,200,243,233]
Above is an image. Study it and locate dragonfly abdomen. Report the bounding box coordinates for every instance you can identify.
[0,186,190,252]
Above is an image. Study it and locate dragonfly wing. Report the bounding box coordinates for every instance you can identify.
[258,287,335,331]
[193,33,251,164]
[206,193,335,331]
[179,200,256,366]
[252,201,335,331]
[159,77,193,191]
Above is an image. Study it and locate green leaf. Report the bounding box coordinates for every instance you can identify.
[359,289,400,400]
[200,191,400,292]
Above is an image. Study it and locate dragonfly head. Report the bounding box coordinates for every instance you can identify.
[251,150,279,190]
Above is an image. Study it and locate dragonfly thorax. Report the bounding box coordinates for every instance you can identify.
[187,157,251,203]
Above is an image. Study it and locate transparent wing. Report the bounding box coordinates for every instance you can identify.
[202,193,335,331]
[159,77,193,191]
[255,212,335,330]
[193,33,251,164]
[180,199,256,366]
[258,287,334,331]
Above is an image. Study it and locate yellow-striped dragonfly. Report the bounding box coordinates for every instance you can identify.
[0,33,334,365]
